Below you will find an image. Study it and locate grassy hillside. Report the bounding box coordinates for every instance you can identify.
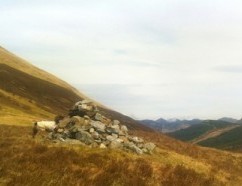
[1,124,242,185]
[0,46,83,96]
[0,46,152,133]
[168,120,234,141]
[198,126,242,151]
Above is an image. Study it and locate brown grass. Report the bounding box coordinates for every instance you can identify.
[1,125,242,186]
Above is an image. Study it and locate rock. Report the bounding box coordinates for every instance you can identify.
[94,139,102,144]
[106,135,116,142]
[116,138,124,143]
[91,131,100,140]
[90,121,106,132]
[100,143,107,149]
[137,143,144,148]
[144,143,156,151]
[119,136,129,143]
[57,128,64,133]
[113,120,120,125]
[94,113,103,121]
[89,128,95,133]
[118,131,126,136]
[120,125,128,133]
[70,116,83,123]
[106,124,120,134]
[142,148,149,153]
[106,127,118,134]
[75,131,94,145]
[124,142,143,155]
[109,140,123,149]
[129,136,144,143]
[45,100,157,155]
[111,133,118,139]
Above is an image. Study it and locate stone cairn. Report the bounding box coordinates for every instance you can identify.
[49,100,156,155]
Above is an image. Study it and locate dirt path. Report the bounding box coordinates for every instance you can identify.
[191,125,240,144]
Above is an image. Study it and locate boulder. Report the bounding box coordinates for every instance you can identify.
[129,136,144,143]
[111,133,118,139]
[75,131,94,145]
[91,131,100,140]
[106,127,119,134]
[124,142,143,155]
[106,135,116,142]
[90,121,106,132]
[94,113,103,121]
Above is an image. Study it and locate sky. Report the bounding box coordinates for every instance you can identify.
[1,0,242,120]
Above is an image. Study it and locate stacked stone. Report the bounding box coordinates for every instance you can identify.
[50,100,156,154]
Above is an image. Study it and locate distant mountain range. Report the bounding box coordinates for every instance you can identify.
[138,117,241,133]
[139,118,202,133]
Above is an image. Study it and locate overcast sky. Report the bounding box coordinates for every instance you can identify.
[1,0,242,120]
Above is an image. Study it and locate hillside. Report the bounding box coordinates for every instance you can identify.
[1,47,242,185]
[1,124,242,185]
[168,120,235,141]
[198,125,242,152]
[0,46,151,132]
[167,120,242,152]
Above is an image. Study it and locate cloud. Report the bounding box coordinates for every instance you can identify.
[214,65,242,73]
[1,0,242,119]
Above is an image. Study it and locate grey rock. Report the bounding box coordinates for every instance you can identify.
[106,135,116,142]
[144,143,156,151]
[94,113,103,121]
[116,138,124,143]
[129,136,144,143]
[124,142,143,154]
[94,139,102,144]
[111,133,118,139]
[108,124,120,134]
[90,121,106,132]
[91,131,100,140]
[106,127,119,134]
[75,131,94,145]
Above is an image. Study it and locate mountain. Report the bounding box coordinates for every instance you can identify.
[1,46,242,185]
[218,117,238,123]
[168,120,242,151]
[139,118,202,133]
[197,125,242,152]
